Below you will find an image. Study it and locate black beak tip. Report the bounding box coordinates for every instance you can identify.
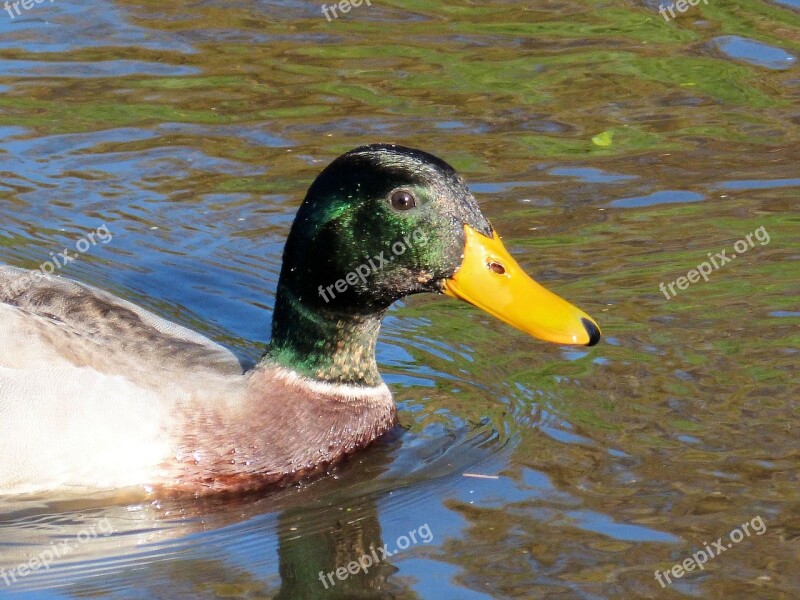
[581,318,601,347]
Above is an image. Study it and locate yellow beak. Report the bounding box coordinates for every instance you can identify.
[442,225,601,346]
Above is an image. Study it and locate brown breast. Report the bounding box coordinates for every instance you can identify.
[159,366,398,495]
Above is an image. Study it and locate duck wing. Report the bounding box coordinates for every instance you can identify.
[0,265,244,381]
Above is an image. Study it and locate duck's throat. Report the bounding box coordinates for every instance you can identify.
[265,287,384,387]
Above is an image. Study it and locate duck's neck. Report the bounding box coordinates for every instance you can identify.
[264,286,384,387]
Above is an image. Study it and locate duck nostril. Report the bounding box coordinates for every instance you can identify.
[487,261,506,275]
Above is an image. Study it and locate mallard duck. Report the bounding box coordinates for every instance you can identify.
[0,144,599,496]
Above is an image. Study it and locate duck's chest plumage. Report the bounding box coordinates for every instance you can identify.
[163,368,397,495]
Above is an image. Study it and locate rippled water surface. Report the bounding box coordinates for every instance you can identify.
[0,1,798,598]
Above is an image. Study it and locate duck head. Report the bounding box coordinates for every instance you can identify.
[267,144,599,386]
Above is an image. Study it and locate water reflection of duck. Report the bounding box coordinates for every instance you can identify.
[0,144,599,496]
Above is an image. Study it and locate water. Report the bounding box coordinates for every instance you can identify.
[0,0,798,598]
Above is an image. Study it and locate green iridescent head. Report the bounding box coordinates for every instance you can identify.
[276,144,492,314]
[267,144,600,386]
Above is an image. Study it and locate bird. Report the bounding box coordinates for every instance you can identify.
[0,144,600,496]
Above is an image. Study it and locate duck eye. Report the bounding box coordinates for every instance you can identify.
[390,190,417,211]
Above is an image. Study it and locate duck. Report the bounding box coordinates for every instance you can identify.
[0,144,600,496]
